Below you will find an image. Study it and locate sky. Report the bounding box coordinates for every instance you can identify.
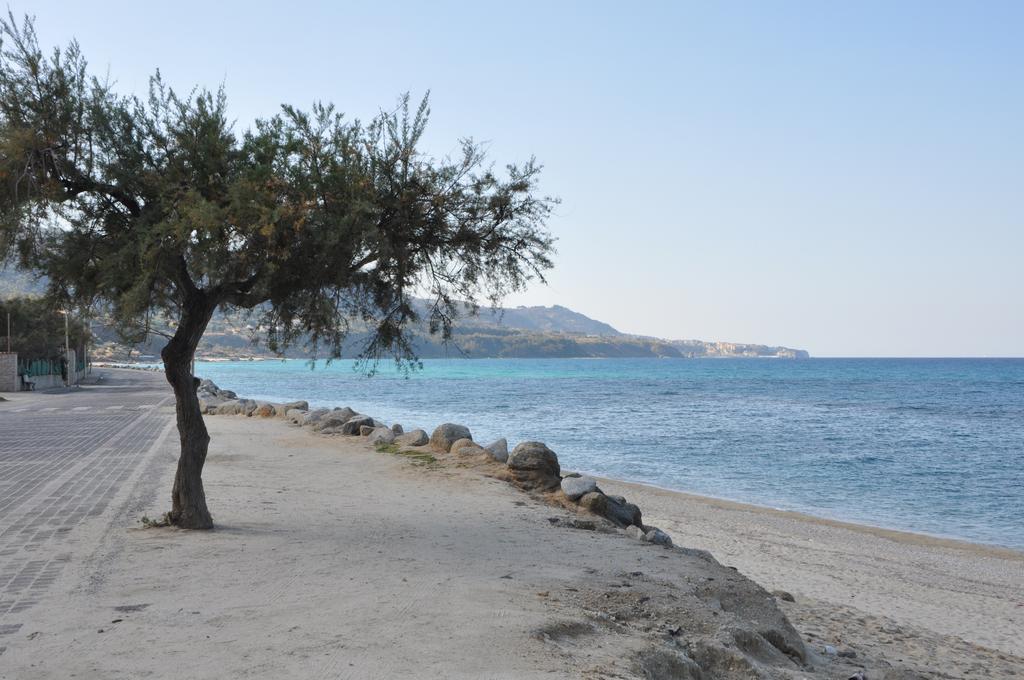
[9,1,1023,356]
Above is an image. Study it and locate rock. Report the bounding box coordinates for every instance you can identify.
[483,438,508,462]
[278,400,309,416]
[391,423,403,435]
[824,645,838,656]
[341,415,374,436]
[560,475,598,500]
[240,400,259,417]
[300,408,330,426]
[451,438,484,455]
[771,590,795,603]
[254,402,276,418]
[577,491,643,528]
[607,495,627,505]
[359,425,375,436]
[578,492,608,515]
[395,429,429,447]
[368,427,396,446]
[430,423,472,452]
[624,525,645,540]
[643,528,673,546]
[506,441,561,491]
[605,497,643,529]
[215,400,242,416]
[286,408,307,424]
[314,409,359,432]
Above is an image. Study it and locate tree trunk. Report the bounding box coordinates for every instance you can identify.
[161,294,217,530]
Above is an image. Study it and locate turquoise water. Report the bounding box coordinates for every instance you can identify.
[194,358,1024,550]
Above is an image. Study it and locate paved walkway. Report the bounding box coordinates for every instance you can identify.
[0,370,175,656]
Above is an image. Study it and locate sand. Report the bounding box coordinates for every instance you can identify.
[597,477,1024,674]
[4,414,1023,679]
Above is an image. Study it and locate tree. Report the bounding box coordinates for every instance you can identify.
[0,296,90,359]
[0,15,555,529]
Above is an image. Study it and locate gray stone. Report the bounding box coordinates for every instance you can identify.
[341,415,375,435]
[642,528,673,546]
[286,408,307,424]
[772,590,795,603]
[395,429,429,447]
[506,441,561,491]
[278,400,309,416]
[605,497,643,529]
[430,423,472,452]
[560,475,598,500]
[391,423,404,435]
[624,525,645,540]
[483,438,508,462]
[301,408,330,426]
[314,409,359,432]
[215,400,242,415]
[359,425,375,436]
[368,427,396,446]
[578,492,608,515]
[577,491,643,529]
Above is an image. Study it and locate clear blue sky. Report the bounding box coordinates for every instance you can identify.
[13,1,1023,356]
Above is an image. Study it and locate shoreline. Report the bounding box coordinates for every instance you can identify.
[94,362,1023,552]
[585,473,1024,559]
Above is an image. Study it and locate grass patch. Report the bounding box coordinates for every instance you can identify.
[139,513,171,528]
[375,442,438,466]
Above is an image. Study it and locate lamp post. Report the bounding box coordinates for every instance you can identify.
[59,309,70,387]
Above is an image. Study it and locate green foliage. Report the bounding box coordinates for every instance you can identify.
[0,13,556,370]
[375,441,437,466]
[139,513,171,528]
[0,295,90,359]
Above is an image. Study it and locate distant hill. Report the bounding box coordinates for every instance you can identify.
[460,303,622,336]
[1,268,808,359]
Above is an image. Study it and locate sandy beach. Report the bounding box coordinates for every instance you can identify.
[598,477,1024,668]
[3,405,1022,678]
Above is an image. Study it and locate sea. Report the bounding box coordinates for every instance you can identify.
[191,357,1024,550]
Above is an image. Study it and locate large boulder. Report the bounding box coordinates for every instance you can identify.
[561,475,599,501]
[300,408,330,426]
[215,400,242,416]
[391,423,404,435]
[578,491,608,515]
[314,409,358,432]
[253,402,276,418]
[368,427,396,446]
[198,379,237,401]
[643,527,673,546]
[578,491,643,528]
[506,441,561,491]
[341,415,375,435]
[606,496,643,528]
[430,423,472,452]
[277,400,309,417]
[286,408,307,424]
[483,438,509,462]
[450,438,484,455]
[395,429,429,447]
